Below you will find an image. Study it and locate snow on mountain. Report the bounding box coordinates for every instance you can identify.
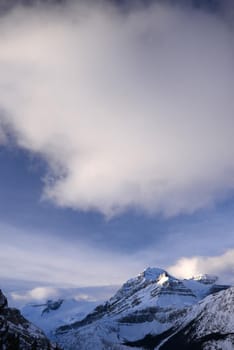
[54,267,229,350]
[0,289,60,349]
[106,267,198,312]
[190,274,218,284]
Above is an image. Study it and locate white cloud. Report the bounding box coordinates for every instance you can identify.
[11,287,59,302]
[74,293,94,301]
[168,249,234,284]
[0,2,234,216]
[9,287,113,306]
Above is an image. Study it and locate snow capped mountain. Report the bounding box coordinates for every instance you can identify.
[0,289,60,349]
[5,267,231,349]
[105,267,198,312]
[54,267,230,350]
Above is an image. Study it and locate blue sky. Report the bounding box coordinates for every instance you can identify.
[0,0,234,298]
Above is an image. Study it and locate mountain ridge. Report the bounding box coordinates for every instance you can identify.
[54,267,231,349]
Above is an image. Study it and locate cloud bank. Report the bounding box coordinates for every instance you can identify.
[9,285,117,307]
[0,1,234,216]
[168,249,234,284]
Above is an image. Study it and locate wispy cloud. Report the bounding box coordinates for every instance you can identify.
[0,221,233,291]
[0,223,157,286]
[0,1,234,217]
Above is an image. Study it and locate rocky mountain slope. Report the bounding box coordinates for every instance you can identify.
[54,267,230,350]
[0,289,60,350]
[129,286,234,350]
[161,286,234,350]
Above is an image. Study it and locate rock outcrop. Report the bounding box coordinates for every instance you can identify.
[0,289,60,350]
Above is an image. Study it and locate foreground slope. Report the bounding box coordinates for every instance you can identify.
[55,267,228,350]
[158,286,234,350]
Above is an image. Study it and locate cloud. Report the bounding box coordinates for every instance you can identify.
[168,249,234,284]
[10,287,108,306]
[10,287,102,304]
[11,287,59,302]
[0,1,234,217]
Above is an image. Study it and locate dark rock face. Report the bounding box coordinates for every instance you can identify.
[124,328,175,350]
[159,326,234,350]
[0,291,7,309]
[0,289,60,350]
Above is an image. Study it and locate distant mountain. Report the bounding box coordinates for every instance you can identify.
[0,289,60,350]
[21,297,99,336]
[54,267,230,349]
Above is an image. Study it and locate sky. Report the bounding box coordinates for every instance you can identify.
[0,0,234,303]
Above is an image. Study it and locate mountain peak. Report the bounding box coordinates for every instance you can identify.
[190,274,218,284]
[141,267,168,281]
